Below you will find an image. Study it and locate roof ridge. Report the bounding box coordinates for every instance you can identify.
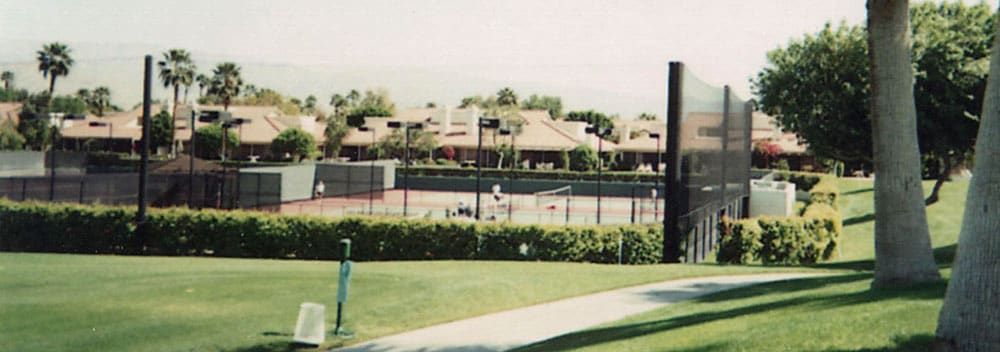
[539,118,585,144]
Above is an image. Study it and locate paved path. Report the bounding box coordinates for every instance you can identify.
[333,273,818,352]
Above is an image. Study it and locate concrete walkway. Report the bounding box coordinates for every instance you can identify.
[333,273,818,352]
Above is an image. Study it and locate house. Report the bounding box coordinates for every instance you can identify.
[750,112,817,170]
[339,107,618,169]
[58,104,327,160]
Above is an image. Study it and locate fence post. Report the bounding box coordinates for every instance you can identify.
[78,178,85,203]
[21,178,27,201]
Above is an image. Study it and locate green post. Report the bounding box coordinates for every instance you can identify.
[335,239,353,337]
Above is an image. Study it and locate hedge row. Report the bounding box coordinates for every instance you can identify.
[400,166,662,183]
[0,199,663,264]
[718,178,842,265]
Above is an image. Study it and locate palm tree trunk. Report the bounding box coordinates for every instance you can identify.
[935,9,1000,350]
[867,0,940,288]
[183,86,190,104]
[48,75,56,95]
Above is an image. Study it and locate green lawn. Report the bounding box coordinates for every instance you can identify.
[0,177,968,351]
[0,254,816,352]
[515,177,969,351]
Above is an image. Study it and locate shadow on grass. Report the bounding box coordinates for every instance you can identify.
[825,334,935,351]
[844,213,875,226]
[511,274,943,352]
[812,244,956,272]
[226,332,334,352]
[842,187,874,196]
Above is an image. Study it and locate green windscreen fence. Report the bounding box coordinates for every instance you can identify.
[664,62,753,263]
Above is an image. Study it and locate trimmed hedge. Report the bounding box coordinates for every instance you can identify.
[718,176,842,265]
[0,199,663,264]
[400,165,662,183]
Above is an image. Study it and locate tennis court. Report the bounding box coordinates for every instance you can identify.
[279,188,662,225]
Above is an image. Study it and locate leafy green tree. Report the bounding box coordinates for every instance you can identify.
[270,128,317,162]
[637,113,657,121]
[16,117,50,150]
[753,2,992,202]
[565,110,615,133]
[324,114,350,158]
[425,102,437,108]
[568,144,598,171]
[346,90,360,105]
[1,71,13,90]
[346,105,392,128]
[157,49,196,118]
[0,119,25,150]
[521,94,563,119]
[37,42,73,95]
[150,110,174,151]
[459,95,484,108]
[372,129,436,160]
[194,123,239,160]
[496,87,518,106]
[207,62,242,111]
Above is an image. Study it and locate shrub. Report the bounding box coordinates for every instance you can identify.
[569,144,598,171]
[400,165,663,183]
[270,128,317,162]
[719,215,840,265]
[0,199,662,264]
[718,178,842,265]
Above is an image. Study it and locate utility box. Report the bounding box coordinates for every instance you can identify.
[750,180,796,217]
[292,302,326,345]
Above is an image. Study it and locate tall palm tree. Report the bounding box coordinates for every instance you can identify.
[1,71,13,90]
[92,86,111,116]
[157,49,196,118]
[867,0,940,288]
[329,93,347,117]
[497,87,518,106]
[935,9,1000,350]
[37,42,74,95]
[196,73,209,97]
[208,62,242,111]
[346,89,360,107]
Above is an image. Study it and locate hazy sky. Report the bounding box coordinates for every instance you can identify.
[0,0,874,117]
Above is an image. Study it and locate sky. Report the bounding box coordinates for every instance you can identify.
[0,0,874,117]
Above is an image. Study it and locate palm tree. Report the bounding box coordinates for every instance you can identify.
[157,49,196,118]
[1,71,13,90]
[92,86,111,116]
[867,0,940,288]
[935,10,1000,350]
[37,42,74,95]
[497,87,518,106]
[207,62,243,111]
[346,89,360,107]
[330,93,347,117]
[196,73,209,97]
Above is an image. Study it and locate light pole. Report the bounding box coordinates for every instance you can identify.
[188,106,198,208]
[476,117,500,220]
[649,132,662,216]
[196,110,232,208]
[499,127,516,222]
[585,125,611,224]
[224,117,250,208]
[358,126,376,215]
[387,121,423,217]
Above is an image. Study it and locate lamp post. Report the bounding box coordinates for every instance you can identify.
[223,117,250,208]
[188,105,198,208]
[649,132,662,217]
[585,125,611,224]
[499,127,516,222]
[387,121,423,217]
[196,110,232,208]
[358,126,376,215]
[476,117,501,220]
